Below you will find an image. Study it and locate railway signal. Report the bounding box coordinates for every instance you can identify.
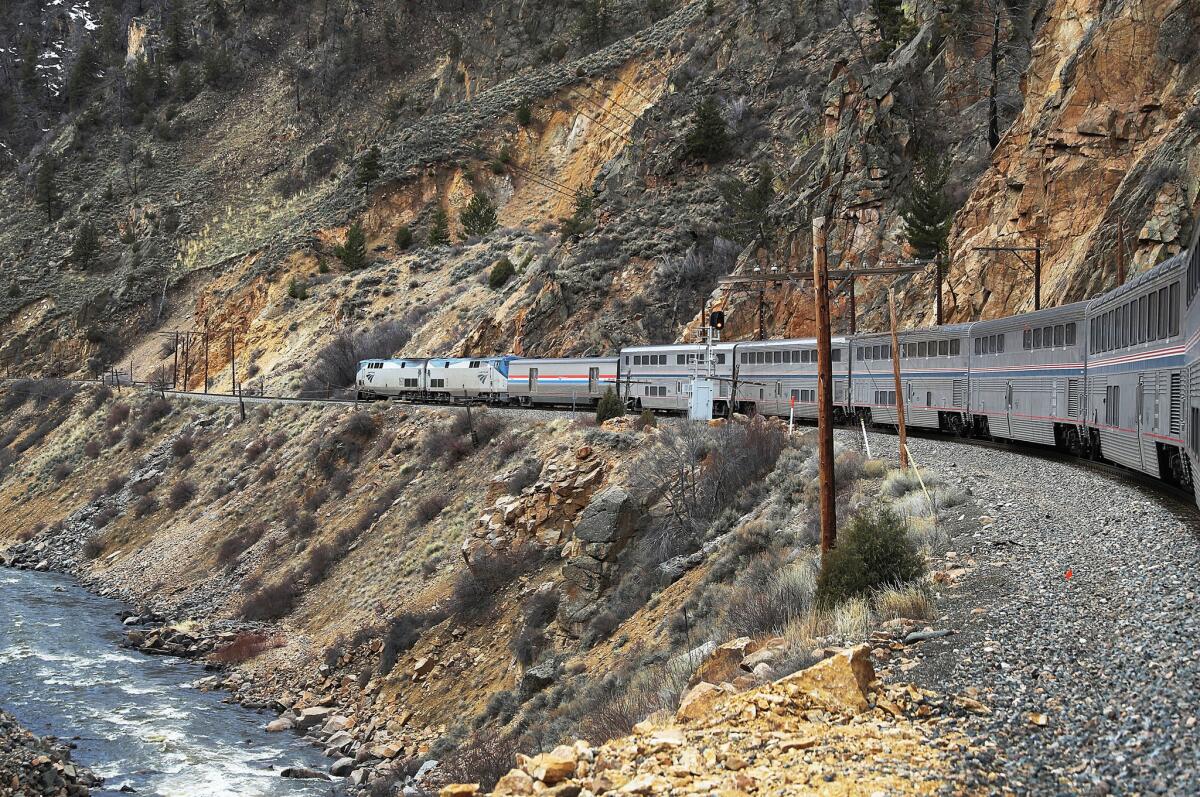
[709,310,725,330]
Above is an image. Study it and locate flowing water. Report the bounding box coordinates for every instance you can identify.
[0,568,341,797]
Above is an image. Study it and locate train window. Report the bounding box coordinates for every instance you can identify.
[469,361,480,368]
[1054,325,1064,347]
[1170,282,1180,336]
[1022,330,1031,350]
[740,353,747,364]
[1033,327,1042,349]
[938,340,949,356]
[782,350,791,364]
[987,335,995,354]
[771,351,780,364]
[633,355,641,365]
[404,378,418,388]
[430,378,446,388]
[950,339,960,356]
[1157,288,1169,339]
[676,354,685,365]
[1130,300,1140,343]
[1147,295,1158,342]
[832,349,842,362]
[1065,323,1076,346]
[915,341,925,357]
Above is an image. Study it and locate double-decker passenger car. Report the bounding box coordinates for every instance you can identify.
[1184,227,1200,505]
[729,338,851,420]
[968,303,1087,449]
[851,324,972,431]
[1085,256,1188,481]
[507,357,619,407]
[619,344,734,412]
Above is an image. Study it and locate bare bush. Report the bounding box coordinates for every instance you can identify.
[505,459,542,495]
[105,403,130,427]
[239,579,299,621]
[211,632,281,664]
[431,730,523,792]
[168,480,197,510]
[379,612,429,676]
[410,494,448,528]
[445,544,545,621]
[50,462,73,482]
[300,321,412,397]
[83,440,101,458]
[171,435,194,457]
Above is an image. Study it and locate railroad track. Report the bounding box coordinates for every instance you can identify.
[3,378,1196,511]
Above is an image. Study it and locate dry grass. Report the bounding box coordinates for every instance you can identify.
[210,632,283,664]
[874,582,934,621]
[830,596,871,641]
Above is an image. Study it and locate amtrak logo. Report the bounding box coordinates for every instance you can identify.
[476,372,488,385]
[365,373,375,383]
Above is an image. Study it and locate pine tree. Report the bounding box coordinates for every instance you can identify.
[394,225,413,250]
[426,207,451,246]
[577,0,609,47]
[71,221,101,269]
[595,387,624,424]
[560,186,595,239]
[333,223,368,270]
[684,96,731,162]
[355,145,381,188]
[18,37,38,94]
[460,192,498,239]
[65,43,100,108]
[127,57,155,120]
[207,0,229,30]
[165,10,189,62]
[872,0,907,54]
[719,162,775,246]
[901,157,953,259]
[34,159,58,222]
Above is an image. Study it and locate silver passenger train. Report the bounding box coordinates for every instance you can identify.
[357,230,1200,507]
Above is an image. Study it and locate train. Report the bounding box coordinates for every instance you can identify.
[357,232,1200,507]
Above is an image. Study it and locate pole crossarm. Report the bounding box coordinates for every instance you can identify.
[717,263,931,286]
[973,245,1037,272]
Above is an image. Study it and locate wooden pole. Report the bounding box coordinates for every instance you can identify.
[229,332,236,396]
[935,255,943,326]
[888,289,909,469]
[172,330,179,390]
[812,216,836,555]
[203,330,209,394]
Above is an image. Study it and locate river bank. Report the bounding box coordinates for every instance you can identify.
[0,568,341,797]
[0,708,99,797]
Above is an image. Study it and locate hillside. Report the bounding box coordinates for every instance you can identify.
[1,0,1196,386]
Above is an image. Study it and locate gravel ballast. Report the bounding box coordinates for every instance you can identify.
[848,429,1200,794]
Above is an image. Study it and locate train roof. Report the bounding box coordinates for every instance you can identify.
[730,337,849,347]
[851,322,973,342]
[1086,250,1187,311]
[621,342,735,352]
[510,356,618,364]
[970,301,1088,331]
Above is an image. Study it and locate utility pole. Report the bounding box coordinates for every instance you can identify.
[888,289,909,469]
[935,255,943,326]
[974,240,1042,311]
[812,216,836,556]
[229,332,236,396]
[172,330,180,389]
[203,329,209,394]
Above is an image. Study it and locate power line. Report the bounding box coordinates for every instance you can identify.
[570,89,640,126]
[564,101,636,146]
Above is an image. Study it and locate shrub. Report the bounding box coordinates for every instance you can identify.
[171,435,194,457]
[334,222,368,270]
[508,625,542,667]
[379,612,428,676]
[433,730,522,792]
[684,96,731,162]
[446,545,544,621]
[133,496,158,518]
[340,410,377,439]
[411,494,448,528]
[521,588,559,628]
[97,474,127,498]
[130,476,158,497]
[82,537,104,559]
[488,257,515,289]
[515,102,532,126]
[239,579,299,621]
[394,225,413,250]
[506,459,542,495]
[634,409,656,430]
[815,508,925,607]
[216,526,262,566]
[83,440,101,458]
[105,402,130,427]
[303,542,340,583]
[874,582,933,621]
[300,321,411,396]
[51,462,73,482]
[142,398,173,425]
[125,427,146,450]
[211,632,279,664]
[167,480,197,510]
[595,387,624,424]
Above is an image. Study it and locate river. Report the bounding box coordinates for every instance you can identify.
[0,568,342,796]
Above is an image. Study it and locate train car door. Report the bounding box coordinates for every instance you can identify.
[528,368,539,395]
[1005,382,1014,438]
[1136,375,1147,471]
[588,367,599,395]
[1052,379,1060,420]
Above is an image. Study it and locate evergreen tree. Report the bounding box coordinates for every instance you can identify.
[71,221,101,269]
[515,101,533,127]
[333,223,368,270]
[577,0,609,47]
[719,162,775,246]
[18,37,38,94]
[207,0,229,30]
[202,47,236,89]
[560,186,595,239]
[127,57,155,120]
[460,192,498,239]
[34,159,59,222]
[684,96,731,162]
[65,43,100,108]
[165,10,190,62]
[595,386,624,424]
[394,225,413,251]
[426,207,451,246]
[175,62,198,101]
[901,157,953,259]
[355,145,381,188]
[872,0,907,54]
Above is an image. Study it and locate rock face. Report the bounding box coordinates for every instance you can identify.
[0,709,100,797]
[948,0,1200,322]
[776,643,876,715]
[557,485,640,630]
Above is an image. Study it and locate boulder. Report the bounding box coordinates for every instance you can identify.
[493,768,536,795]
[676,682,735,722]
[777,644,876,715]
[439,786,480,797]
[280,767,331,781]
[264,718,294,733]
[330,757,356,777]
[740,637,786,671]
[571,486,635,545]
[688,637,759,688]
[520,660,557,696]
[293,706,338,732]
[324,730,355,755]
[519,745,577,784]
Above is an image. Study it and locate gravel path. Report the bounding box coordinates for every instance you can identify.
[843,429,1200,795]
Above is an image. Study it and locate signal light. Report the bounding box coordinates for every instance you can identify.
[709,311,725,330]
